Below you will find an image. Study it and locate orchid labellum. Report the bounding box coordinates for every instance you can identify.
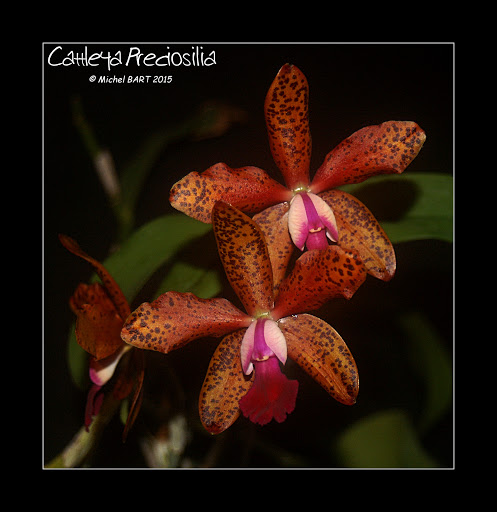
[170,64,426,286]
[121,202,366,434]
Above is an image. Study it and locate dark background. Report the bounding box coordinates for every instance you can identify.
[43,42,453,467]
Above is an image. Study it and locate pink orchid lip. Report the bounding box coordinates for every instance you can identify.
[239,357,298,426]
[240,317,287,375]
[288,191,338,251]
[238,318,298,426]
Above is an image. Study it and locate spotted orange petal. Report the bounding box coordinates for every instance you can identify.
[169,162,291,223]
[70,282,124,360]
[212,202,275,317]
[59,234,130,320]
[320,189,396,281]
[310,121,426,193]
[265,64,312,190]
[121,291,251,353]
[198,329,254,435]
[272,245,366,320]
[252,202,293,293]
[279,314,359,405]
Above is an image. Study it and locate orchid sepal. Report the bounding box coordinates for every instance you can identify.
[265,64,312,190]
[169,162,291,223]
[310,121,426,193]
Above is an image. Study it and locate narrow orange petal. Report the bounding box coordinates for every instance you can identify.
[59,234,130,320]
[212,202,275,317]
[320,189,396,281]
[121,291,251,353]
[198,330,254,435]
[311,121,426,193]
[252,203,293,293]
[265,64,312,190]
[272,246,366,320]
[279,314,359,405]
[169,163,290,223]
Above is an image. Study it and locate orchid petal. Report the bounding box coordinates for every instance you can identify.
[70,283,124,360]
[279,314,358,405]
[253,203,293,292]
[121,291,251,354]
[273,246,366,320]
[265,64,312,190]
[169,163,291,223]
[199,330,254,435]
[212,202,275,316]
[310,121,426,193]
[320,189,396,281]
[59,234,130,320]
[239,357,298,426]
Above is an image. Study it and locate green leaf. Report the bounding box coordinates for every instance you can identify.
[155,260,221,299]
[335,409,438,468]
[340,172,453,243]
[399,312,453,434]
[92,214,212,302]
[67,327,89,389]
[116,127,190,239]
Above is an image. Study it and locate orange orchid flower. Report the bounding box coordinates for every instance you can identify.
[170,64,426,286]
[121,202,366,434]
[59,234,144,438]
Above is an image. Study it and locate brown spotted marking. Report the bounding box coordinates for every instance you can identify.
[199,329,254,435]
[311,121,426,193]
[121,291,251,354]
[265,64,312,190]
[320,189,396,281]
[279,314,359,405]
[212,202,275,317]
[272,245,366,320]
[169,163,290,223]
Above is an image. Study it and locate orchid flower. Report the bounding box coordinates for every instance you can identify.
[170,64,426,286]
[121,202,366,434]
[59,234,144,438]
